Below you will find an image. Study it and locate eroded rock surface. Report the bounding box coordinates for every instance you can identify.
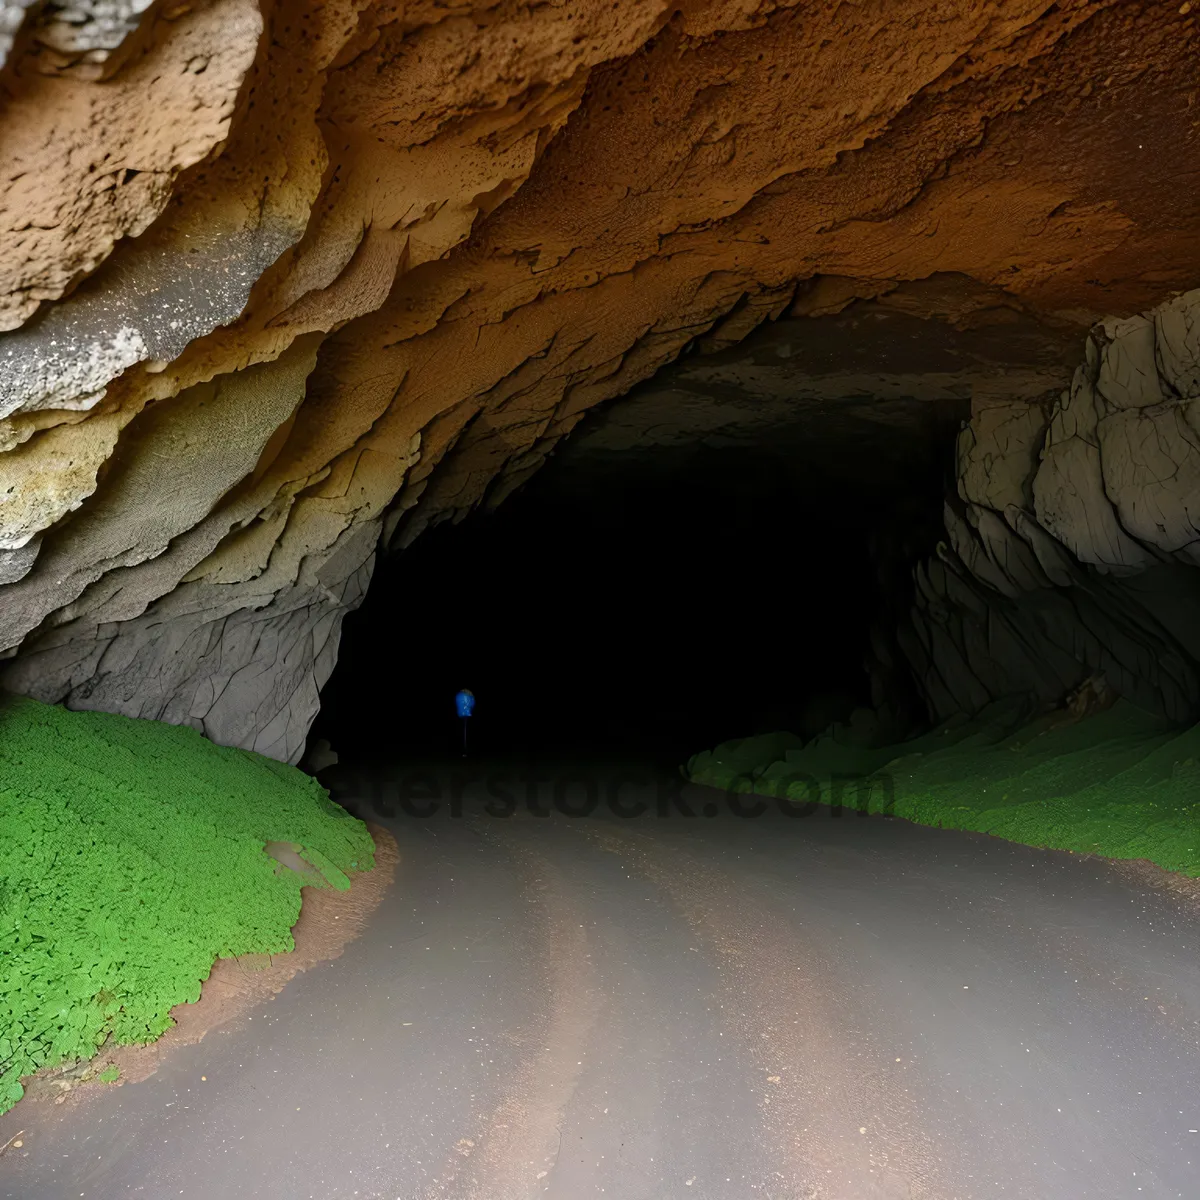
[1,0,1199,756]
[906,289,1200,727]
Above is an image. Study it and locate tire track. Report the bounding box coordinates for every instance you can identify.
[585,823,956,1199]
[418,821,601,1200]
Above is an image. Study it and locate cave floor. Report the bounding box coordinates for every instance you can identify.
[5,763,1200,1199]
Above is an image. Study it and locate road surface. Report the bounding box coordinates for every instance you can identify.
[4,763,1200,1199]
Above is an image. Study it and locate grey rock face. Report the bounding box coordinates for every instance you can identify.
[1034,289,1200,572]
[33,0,155,59]
[0,0,36,67]
[1,521,378,765]
[901,506,1200,725]
[1,0,158,70]
[0,219,301,425]
[898,289,1200,726]
[0,537,38,584]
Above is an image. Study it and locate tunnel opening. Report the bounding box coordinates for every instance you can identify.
[314,298,1018,769]
[315,421,955,767]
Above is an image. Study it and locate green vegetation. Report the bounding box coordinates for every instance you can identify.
[687,698,1200,876]
[97,1065,119,1084]
[0,695,374,1115]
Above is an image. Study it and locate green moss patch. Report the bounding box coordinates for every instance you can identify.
[0,695,374,1115]
[687,698,1200,876]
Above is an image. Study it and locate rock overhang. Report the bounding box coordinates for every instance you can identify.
[0,0,1197,756]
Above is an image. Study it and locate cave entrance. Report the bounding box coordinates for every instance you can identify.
[313,298,1044,768]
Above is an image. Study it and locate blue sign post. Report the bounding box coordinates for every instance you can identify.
[455,689,475,757]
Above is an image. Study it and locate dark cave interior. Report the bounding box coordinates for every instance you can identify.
[315,306,978,767]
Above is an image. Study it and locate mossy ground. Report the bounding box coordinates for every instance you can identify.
[687,698,1200,877]
[0,695,375,1115]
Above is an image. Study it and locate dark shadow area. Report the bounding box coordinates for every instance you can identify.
[315,294,1093,767]
[316,341,967,768]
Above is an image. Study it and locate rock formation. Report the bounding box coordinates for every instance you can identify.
[901,289,1200,727]
[1,0,1198,759]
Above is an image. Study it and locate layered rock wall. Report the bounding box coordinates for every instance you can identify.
[1,0,1199,756]
[899,289,1200,726]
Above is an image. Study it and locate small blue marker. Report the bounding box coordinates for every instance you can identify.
[455,689,475,756]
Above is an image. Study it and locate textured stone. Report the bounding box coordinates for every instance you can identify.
[31,0,156,59]
[1032,290,1200,573]
[4,521,378,764]
[0,0,263,333]
[957,401,1048,515]
[0,0,36,68]
[901,535,1200,725]
[1034,367,1158,574]
[897,290,1200,725]
[1,0,1200,756]
[0,341,318,646]
[0,537,37,584]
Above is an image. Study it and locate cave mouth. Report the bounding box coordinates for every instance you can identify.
[315,302,985,769]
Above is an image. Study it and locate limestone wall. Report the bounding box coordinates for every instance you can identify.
[901,290,1200,725]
